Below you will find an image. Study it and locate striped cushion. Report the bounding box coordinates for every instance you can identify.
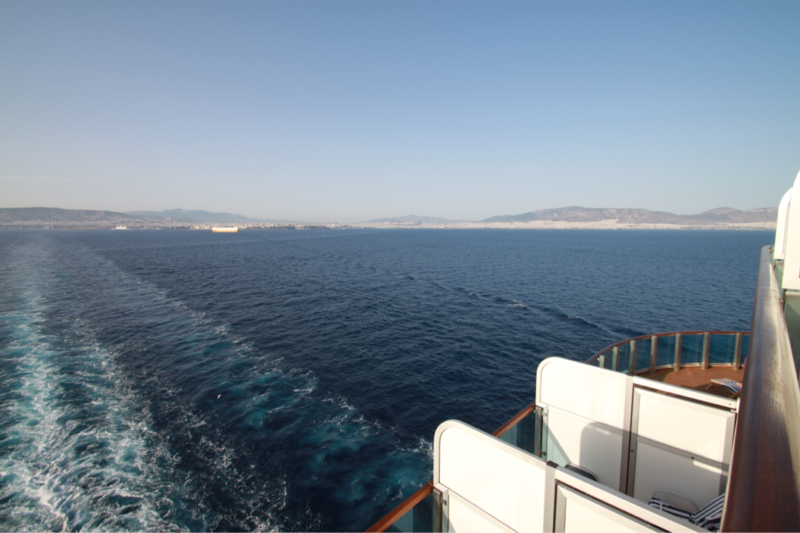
[649,493,725,531]
[690,493,725,530]
[711,378,742,393]
[723,381,743,393]
[648,498,693,520]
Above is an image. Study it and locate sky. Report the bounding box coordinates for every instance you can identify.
[1,1,798,223]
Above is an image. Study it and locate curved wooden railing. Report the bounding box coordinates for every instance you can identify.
[721,246,800,531]
[587,330,748,374]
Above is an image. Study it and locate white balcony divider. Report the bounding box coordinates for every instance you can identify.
[629,389,735,510]
[553,468,703,532]
[536,357,632,492]
[431,417,703,532]
[433,420,552,532]
[535,357,736,505]
[536,357,630,430]
[555,485,662,532]
[775,188,792,261]
[781,170,800,290]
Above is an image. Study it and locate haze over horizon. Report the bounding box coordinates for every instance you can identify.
[2,1,798,224]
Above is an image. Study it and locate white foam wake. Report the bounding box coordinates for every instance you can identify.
[0,238,185,531]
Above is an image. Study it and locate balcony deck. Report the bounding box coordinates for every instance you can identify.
[640,366,745,397]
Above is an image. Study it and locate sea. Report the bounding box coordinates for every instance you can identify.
[0,228,771,531]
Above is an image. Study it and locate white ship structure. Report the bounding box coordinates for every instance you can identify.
[369,171,800,532]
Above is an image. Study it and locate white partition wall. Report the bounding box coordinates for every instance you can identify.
[775,188,793,261]
[555,485,661,532]
[552,468,703,533]
[431,421,698,533]
[534,357,736,505]
[629,389,735,509]
[434,421,551,533]
[536,358,631,491]
[543,408,624,491]
[536,358,629,428]
[782,171,800,289]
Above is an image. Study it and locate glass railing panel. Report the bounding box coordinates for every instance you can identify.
[680,333,705,365]
[386,492,439,532]
[497,408,538,455]
[635,337,652,373]
[616,342,631,373]
[708,333,737,365]
[656,335,677,368]
[740,334,750,366]
[597,351,611,369]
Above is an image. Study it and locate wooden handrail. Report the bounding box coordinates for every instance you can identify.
[492,403,536,437]
[586,330,749,366]
[722,246,800,531]
[366,482,434,533]
[367,404,537,531]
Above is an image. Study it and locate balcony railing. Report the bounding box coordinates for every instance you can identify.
[722,246,800,531]
[367,403,539,532]
[370,247,800,532]
[369,330,750,531]
[587,330,749,374]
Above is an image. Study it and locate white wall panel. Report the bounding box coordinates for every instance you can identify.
[556,485,660,532]
[635,389,735,463]
[545,407,622,490]
[436,422,548,532]
[775,188,792,260]
[781,170,800,290]
[446,492,515,533]
[537,357,628,429]
[632,440,724,511]
[554,468,702,532]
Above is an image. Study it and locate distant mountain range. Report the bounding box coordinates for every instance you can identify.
[0,207,136,223]
[127,209,263,224]
[0,208,293,224]
[481,206,777,225]
[0,206,778,227]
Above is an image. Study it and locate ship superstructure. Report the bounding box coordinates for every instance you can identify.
[369,172,800,533]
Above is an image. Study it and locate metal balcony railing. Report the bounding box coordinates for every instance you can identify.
[587,330,749,375]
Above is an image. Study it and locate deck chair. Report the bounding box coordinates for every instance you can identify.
[706,378,742,398]
[649,492,725,531]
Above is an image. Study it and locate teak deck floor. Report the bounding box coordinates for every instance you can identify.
[639,366,745,398]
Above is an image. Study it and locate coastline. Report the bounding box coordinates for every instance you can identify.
[0,221,776,231]
[351,220,776,231]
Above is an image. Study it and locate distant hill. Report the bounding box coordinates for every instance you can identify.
[1,206,777,228]
[126,209,263,224]
[366,215,468,224]
[0,207,140,223]
[482,206,777,225]
[0,207,303,226]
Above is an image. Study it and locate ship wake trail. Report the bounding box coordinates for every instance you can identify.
[0,238,184,531]
[0,234,430,531]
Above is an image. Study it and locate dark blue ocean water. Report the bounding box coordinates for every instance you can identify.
[0,229,770,531]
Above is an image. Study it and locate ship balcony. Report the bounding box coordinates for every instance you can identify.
[588,331,748,398]
[374,355,739,533]
[369,246,800,533]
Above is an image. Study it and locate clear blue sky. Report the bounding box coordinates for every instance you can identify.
[1,1,798,222]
